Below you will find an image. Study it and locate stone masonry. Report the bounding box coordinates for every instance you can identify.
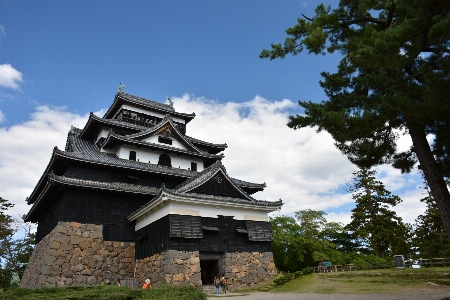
[135,250,276,291]
[20,221,135,288]
[223,252,276,289]
[20,221,277,289]
[135,250,202,287]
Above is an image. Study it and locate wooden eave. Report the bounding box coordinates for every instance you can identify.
[128,188,282,222]
[101,131,224,161]
[78,113,143,140]
[25,173,159,222]
[103,93,195,123]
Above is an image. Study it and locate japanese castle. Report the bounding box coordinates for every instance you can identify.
[20,91,282,289]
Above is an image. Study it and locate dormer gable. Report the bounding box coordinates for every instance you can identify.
[125,115,206,154]
[175,161,254,201]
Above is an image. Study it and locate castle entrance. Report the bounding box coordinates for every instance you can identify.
[199,252,222,285]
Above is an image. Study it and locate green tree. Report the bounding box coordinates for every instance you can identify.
[261,1,450,238]
[413,190,450,258]
[270,210,350,271]
[0,197,34,288]
[345,168,411,258]
[270,215,304,272]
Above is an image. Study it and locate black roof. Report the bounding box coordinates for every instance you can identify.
[103,92,195,122]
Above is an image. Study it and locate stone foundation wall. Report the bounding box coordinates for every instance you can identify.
[224,252,276,290]
[20,222,277,289]
[135,250,201,286]
[135,250,276,290]
[20,221,135,289]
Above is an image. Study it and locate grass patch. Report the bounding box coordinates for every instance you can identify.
[238,267,450,295]
[0,284,207,300]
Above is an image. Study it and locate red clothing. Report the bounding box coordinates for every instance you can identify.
[142,282,152,289]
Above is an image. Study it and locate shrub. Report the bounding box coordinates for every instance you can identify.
[302,267,314,275]
[0,284,207,300]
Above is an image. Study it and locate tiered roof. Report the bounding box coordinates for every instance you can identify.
[24,92,279,222]
[103,92,195,122]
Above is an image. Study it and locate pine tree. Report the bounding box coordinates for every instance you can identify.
[261,0,450,239]
[413,188,450,258]
[345,169,411,258]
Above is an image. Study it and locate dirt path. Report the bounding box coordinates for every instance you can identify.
[208,289,450,300]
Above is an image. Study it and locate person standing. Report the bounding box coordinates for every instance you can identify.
[142,279,152,289]
[214,275,221,294]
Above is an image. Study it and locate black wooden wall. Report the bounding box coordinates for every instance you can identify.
[134,214,272,259]
[35,188,149,244]
[64,164,184,189]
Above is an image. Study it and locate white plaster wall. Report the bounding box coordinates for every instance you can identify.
[141,135,188,150]
[114,145,204,171]
[121,104,186,124]
[96,127,111,141]
[135,200,269,230]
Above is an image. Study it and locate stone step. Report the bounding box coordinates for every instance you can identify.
[201,285,217,294]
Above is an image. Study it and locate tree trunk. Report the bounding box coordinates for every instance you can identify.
[408,124,450,240]
[377,239,385,258]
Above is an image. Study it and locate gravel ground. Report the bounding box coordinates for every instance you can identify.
[208,289,450,300]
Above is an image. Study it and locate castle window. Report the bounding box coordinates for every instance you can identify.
[129,151,136,161]
[96,137,105,148]
[158,136,172,145]
[202,226,220,237]
[158,154,172,167]
[191,162,197,171]
[236,228,248,238]
[126,176,138,184]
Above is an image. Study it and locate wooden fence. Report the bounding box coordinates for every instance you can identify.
[313,257,450,273]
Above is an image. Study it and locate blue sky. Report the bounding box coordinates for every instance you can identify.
[0,0,426,226]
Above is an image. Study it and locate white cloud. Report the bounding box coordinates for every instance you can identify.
[0,64,24,90]
[0,106,88,218]
[0,25,5,41]
[0,110,5,123]
[0,95,426,226]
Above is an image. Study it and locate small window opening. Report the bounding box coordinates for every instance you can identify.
[158,136,172,145]
[126,176,138,184]
[191,162,197,171]
[96,137,105,148]
[129,151,136,161]
[202,226,220,237]
[158,154,172,167]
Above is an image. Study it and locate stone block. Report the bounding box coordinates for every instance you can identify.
[73,247,82,256]
[47,276,59,284]
[44,255,57,265]
[79,241,91,250]
[70,236,82,245]
[93,242,103,250]
[60,243,73,251]
[164,265,178,275]
[91,231,103,239]
[72,264,84,272]
[53,233,70,244]
[49,241,61,250]
[70,256,80,265]
[166,250,178,260]
[48,249,66,257]
[42,265,57,275]
[93,255,104,262]
[54,258,65,266]
[76,275,86,283]
[62,270,74,277]
[110,265,118,273]
[81,269,92,275]
[87,276,97,285]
